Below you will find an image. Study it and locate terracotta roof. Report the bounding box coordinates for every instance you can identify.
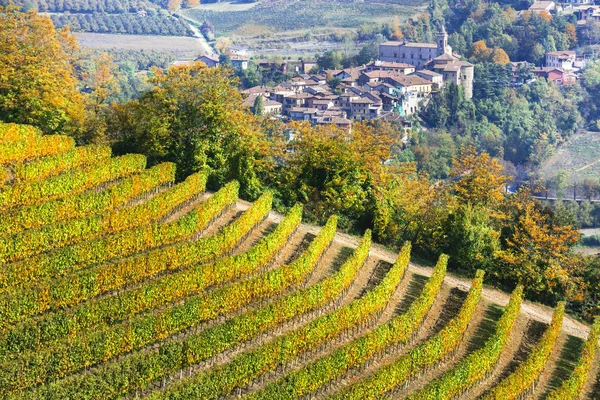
[367,60,415,69]
[312,99,334,105]
[315,116,352,126]
[290,107,318,114]
[351,97,375,104]
[196,54,219,63]
[386,75,432,87]
[286,93,314,99]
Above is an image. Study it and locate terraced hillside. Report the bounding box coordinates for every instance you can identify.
[0,121,599,400]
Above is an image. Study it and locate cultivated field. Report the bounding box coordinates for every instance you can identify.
[0,121,599,400]
[540,130,600,184]
[74,32,207,58]
[184,0,425,54]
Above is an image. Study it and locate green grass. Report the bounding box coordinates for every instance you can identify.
[183,0,425,37]
[540,131,600,184]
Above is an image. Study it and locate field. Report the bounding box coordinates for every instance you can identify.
[1,121,600,400]
[184,0,426,56]
[74,32,207,58]
[539,130,600,184]
[192,0,260,12]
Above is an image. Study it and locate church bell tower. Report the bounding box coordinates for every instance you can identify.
[437,25,450,56]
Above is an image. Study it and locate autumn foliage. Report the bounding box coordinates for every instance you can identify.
[0,7,85,135]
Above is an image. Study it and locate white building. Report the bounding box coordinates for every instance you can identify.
[546,51,576,70]
[379,26,451,69]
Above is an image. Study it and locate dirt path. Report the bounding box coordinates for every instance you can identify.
[296,212,592,341]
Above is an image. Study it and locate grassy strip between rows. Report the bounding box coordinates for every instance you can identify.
[483,302,565,400]
[406,284,524,400]
[246,245,450,400]
[0,181,241,355]
[0,162,175,238]
[0,153,146,211]
[0,176,232,292]
[0,169,208,263]
[12,145,111,183]
[14,215,338,400]
[0,132,74,166]
[0,122,40,143]
[546,316,600,400]
[0,202,301,394]
[148,232,377,400]
[0,182,267,331]
[331,269,485,400]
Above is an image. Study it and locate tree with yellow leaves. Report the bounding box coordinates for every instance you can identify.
[451,147,508,209]
[491,48,510,64]
[496,188,581,301]
[0,7,85,135]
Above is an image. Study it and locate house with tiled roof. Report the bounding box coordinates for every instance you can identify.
[546,51,576,70]
[425,54,474,98]
[366,60,415,75]
[229,53,249,70]
[196,54,219,68]
[241,94,282,115]
[528,1,556,14]
[532,67,578,86]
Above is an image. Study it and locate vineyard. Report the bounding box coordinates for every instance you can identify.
[1,120,600,400]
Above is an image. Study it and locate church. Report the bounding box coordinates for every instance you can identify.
[379,26,453,69]
[379,26,474,98]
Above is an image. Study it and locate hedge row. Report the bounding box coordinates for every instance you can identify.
[247,245,449,400]
[546,316,600,400]
[407,285,524,400]
[150,232,377,400]
[0,133,74,166]
[0,153,146,211]
[14,215,338,400]
[0,203,301,393]
[333,269,486,400]
[0,162,175,238]
[0,182,241,353]
[12,145,111,183]
[0,170,207,263]
[484,302,565,400]
[0,183,268,330]
[0,177,233,291]
[0,123,40,144]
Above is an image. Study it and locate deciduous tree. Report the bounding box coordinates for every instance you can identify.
[0,7,84,135]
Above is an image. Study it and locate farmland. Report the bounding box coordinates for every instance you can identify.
[74,33,207,57]
[1,121,599,399]
[184,0,426,56]
[539,130,600,185]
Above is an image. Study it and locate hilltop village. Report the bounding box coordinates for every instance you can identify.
[196,27,473,130]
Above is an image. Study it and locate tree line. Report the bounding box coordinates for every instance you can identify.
[51,12,194,36]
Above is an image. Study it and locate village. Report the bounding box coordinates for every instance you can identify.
[188,1,600,132]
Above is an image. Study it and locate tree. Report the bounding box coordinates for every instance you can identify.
[470,40,493,63]
[107,62,268,199]
[443,203,501,273]
[0,7,84,135]
[491,48,510,64]
[451,147,508,209]
[253,95,264,116]
[390,16,403,40]
[497,189,581,301]
[554,169,569,200]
